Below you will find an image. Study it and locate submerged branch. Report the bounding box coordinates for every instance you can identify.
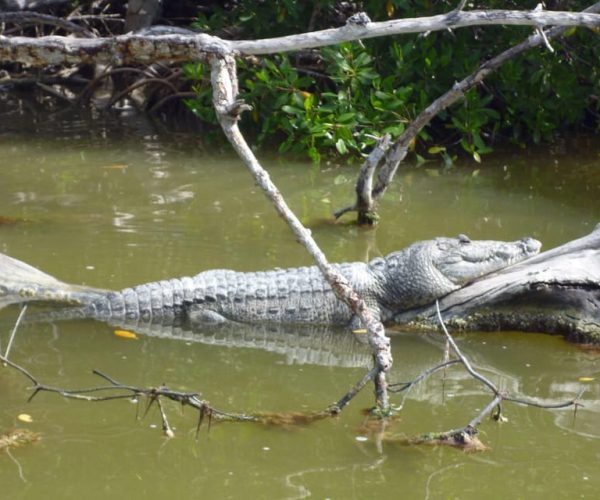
[391,303,587,450]
[1,348,259,432]
[0,334,395,435]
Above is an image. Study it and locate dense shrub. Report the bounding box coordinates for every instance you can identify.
[185,1,600,162]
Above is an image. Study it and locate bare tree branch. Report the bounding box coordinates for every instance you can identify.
[0,9,598,66]
[0,11,93,36]
[209,53,393,410]
[367,2,600,212]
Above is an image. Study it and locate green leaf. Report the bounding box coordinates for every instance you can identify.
[336,127,353,141]
[281,105,304,116]
[335,139,348,154]
[337,112,356,124]
[427,146,446,154]
[472,132,487,151]
[355,52,372,67]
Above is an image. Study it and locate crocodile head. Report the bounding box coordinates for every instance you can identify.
[376,234,542,311]
[431,234,541,286]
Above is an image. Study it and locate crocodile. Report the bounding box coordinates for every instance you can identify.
[0,234,541,329]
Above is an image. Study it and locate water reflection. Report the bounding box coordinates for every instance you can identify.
[149,184,195,205]
[105,318,372,368]
[112,210,136,233]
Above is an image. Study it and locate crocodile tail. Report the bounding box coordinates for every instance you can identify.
[0,252,107,309]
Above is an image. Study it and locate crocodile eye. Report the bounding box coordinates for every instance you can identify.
[457,234,471,244]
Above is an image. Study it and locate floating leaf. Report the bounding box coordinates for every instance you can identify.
[17,413,33,423]
[352,329,367,334]
[578,377,595,382]
[0,215,28,226]
[114,330,138,340]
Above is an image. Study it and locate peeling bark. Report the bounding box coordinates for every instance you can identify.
[0,10,599,66]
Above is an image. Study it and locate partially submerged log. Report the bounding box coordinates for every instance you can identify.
[394,224,600,343]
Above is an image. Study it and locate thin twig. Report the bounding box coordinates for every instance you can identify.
[1,343,258,428]
[156,398,175,438]
[330,366,378,413]
[0,11,93,37]
[5,448,27,483]
[422,302,588,446]
[106,77,179,109]
[149,91,197,113]
[389,359,461,410]
[0,353,37,386]
[503,389,585,409]
[435,301,499,394]
[4,304,27,361]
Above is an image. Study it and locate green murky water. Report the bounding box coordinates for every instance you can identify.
[0,111,599,498]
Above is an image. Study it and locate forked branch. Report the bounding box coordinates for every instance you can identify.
[336,1,600,224]
[390,302,585,450]
[209,53,393,411]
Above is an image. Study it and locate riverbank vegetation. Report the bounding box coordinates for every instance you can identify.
[1,1,598,163]
[184,0,600,163]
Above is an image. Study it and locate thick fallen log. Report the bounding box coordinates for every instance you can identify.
[394,224,600,343]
